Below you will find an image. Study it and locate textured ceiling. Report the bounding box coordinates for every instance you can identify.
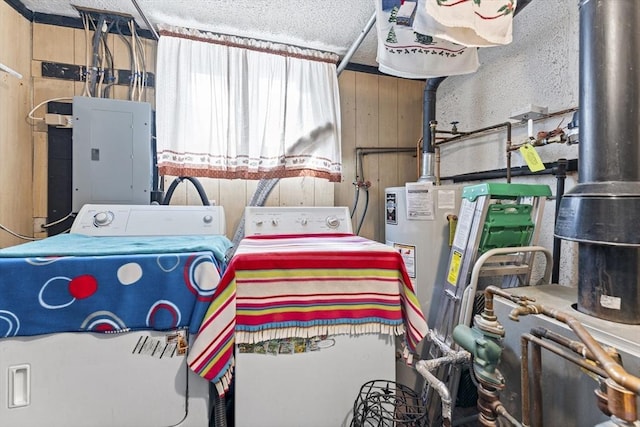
[19,0,380,66]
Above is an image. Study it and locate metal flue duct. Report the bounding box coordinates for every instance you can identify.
[555,0,640,324]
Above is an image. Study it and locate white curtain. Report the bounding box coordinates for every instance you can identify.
[156,26,342,182]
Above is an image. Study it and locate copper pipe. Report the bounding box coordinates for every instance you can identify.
[510,303,640,395]
[531,327,595,360]
[520,335,531,427]
[531,333,543,427]
[433,107,578,147]
[416,137,423,180]
[431,106,579,183]
[519,333,609,426]
[477,385,523,427]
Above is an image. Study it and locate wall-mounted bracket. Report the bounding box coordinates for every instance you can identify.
[509,105,548,121]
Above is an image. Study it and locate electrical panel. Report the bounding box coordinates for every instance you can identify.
[72,96,152,212]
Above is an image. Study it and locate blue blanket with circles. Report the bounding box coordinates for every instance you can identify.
[0,234,232,337]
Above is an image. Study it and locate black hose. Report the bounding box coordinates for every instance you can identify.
[210,392,227,427]
[356,188,369,235]
[161,177,210,205]
[350,185,360,220]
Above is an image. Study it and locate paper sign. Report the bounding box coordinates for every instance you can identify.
[405,182,435,220]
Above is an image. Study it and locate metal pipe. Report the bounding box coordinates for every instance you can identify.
[492,403,522,427]
[416,138,423,179]
[543,307,640,394]
[505,123,513,183]
[524,333,607,379]
[579,0,640,184]
[435,145,441,185]
[419,348,470,372]
[420,77,447,181]
[531,332,543,427]
[462,246,553,326]
[519,332,610,427]
[337,12,376,76]
[433,108,578,148]
[434,122,512,147]
[555,0,640,323]
[552,158,568,283]
[424,78,447,153]
[504,295,640,394]
[131,0,159,40]
[415,360,454,427]
[433,121,513,182]
[356,147,416,186]
[531,326,595,360]
[431,121,441,184]
[443,158,578,183]
[520,335,531,427]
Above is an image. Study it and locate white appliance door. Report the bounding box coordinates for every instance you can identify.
[0,331,209,427]
[234,334,395,427]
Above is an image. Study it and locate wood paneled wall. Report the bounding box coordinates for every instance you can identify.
[0,2,32,248]
[2,17,425,247]
[335,72,424,242]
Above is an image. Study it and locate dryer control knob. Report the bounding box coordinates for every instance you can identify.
[326,216,340,228]
[93,211,113,227]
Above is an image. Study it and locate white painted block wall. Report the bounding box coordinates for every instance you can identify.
[435,0,580,286]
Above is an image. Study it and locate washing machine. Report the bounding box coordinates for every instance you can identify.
[231,206,415,427]
[0,204,230,427]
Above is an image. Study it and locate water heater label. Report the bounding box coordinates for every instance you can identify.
[437,190,457,210]
[405,182,435,220]
[393,243,416,279]
[386,193,397,224]
[447,250,463,286]
[600,295,621,310]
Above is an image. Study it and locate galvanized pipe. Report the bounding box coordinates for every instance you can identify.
[337,12,376,76]
[131,0,159,40]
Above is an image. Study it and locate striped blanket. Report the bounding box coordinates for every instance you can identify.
[187,234,428,396]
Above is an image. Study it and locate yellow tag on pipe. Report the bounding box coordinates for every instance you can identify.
[519,143,546,172]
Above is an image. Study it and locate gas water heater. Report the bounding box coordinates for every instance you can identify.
[385,183,462,391]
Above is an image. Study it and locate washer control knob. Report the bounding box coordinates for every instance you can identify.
[93,211,113,227]
[271,218,279,226]
[326,216,340,228]
[300,218,308,226]
[203,215,213,224]
[255,220,263,226]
